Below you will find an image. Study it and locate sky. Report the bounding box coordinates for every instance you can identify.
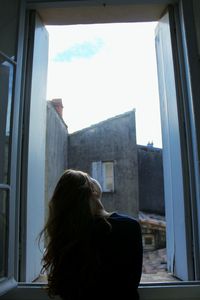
[46,22,162,148]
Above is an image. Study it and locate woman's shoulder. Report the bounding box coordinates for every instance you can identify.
[108,212,138,222]
[108,212,141,230]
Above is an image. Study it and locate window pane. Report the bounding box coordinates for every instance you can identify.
[103,162,114,191]
[105,176,113,191]
[0,189,8,278]
[104,162,113,177]
[0,57,14,184]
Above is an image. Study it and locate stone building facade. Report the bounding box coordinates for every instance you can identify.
[45,100,68,222]
[137,144,165,249]
[45,101,165,249]
[68,110,139,217]
[138,144,165,216]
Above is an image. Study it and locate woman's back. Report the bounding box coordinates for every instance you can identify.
[58,212,142,300]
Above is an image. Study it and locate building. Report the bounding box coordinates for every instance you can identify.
[45,105,165,218]
[138,144,165,216]
[68,110,139,217]
[45,104,166,250]
[137,144,165,250]
[45,100,68,223]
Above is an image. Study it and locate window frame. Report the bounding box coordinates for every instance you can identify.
[0,0,26,295]
[23,0,200,292]
[91,161,115,193]
[1,282,200,300]
[0,49,16,282]
[0,54,16,287]
[2,0,200,298]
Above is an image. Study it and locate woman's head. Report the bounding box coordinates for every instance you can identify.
[50,169,103,220]
[43,169,105,244]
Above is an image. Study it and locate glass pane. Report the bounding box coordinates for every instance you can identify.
[0,0,19,60]
[0,189,8,278]
[104,162,113,177]
[104,163,114,191]
[0,57,14,184]
[105,176,113,191]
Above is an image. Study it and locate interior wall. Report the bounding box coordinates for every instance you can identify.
[0,0,19,58]
[36,4,167,25]
[193,0,200,55]
[25,0,171,25]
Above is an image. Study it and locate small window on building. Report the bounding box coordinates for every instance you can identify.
[143,234,155,251]
[92,161,114,192]
[145,237,154,245]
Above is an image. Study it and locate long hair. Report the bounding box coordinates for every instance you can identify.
[40,169,111,298]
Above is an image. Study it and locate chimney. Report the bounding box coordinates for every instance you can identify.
[51,98,64,118]
[147,141,154,148]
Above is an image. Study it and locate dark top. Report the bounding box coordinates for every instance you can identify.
[58,212,143,300]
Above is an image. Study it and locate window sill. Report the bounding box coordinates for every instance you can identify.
[0,277,17,297]
[0,282,200,300]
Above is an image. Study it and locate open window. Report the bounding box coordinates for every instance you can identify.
[21,3,199,284]
[1,0,200,299]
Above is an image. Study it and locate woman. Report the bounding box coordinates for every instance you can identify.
[40,169,143,300]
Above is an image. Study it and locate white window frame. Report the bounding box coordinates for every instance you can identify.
[92,161,114,192]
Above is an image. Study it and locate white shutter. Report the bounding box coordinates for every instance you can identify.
[155,10,194,280]
[21,12,49,282]
[91,161,103,188]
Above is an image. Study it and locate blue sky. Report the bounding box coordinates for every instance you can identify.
[46,22,162,147]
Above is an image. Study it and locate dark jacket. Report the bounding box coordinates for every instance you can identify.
[58,212,143,300]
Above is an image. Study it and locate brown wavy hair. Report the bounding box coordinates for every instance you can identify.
[40,169,111,298]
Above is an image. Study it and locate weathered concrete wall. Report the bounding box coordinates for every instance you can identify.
[68,110,139,218]
[46,105,164,218]
[45,101,68,220]
[137,145,165,215]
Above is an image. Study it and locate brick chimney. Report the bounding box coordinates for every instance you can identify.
[51,98,64,118]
